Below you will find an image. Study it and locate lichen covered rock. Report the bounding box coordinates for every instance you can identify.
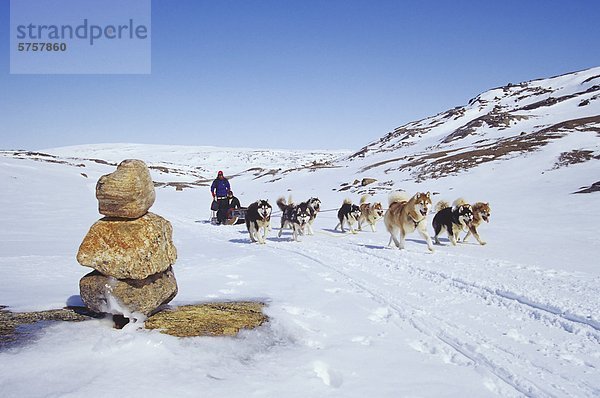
[76,212,177,280]
[79,268,178,316]
[145,302,267,337]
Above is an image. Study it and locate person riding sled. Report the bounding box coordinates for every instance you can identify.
[224,190,244,224]
[210,170,231,225]
[227,190,241,211]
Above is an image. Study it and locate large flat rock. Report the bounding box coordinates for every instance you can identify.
[0,306,96,349]
[0,302,267,345]
[145,302,267,337]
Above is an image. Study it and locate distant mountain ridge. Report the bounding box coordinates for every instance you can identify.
[0,144,350,190]
[2,67,598,193]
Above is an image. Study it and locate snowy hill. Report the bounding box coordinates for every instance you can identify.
[1,144,349,191]
[342,66,599,186]
[1,68,599,397]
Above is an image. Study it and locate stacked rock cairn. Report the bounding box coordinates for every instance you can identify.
[76,159,178,321]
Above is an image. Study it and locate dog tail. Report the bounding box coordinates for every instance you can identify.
[359,194,370,205]
[276,197,288,211]
[388,191,410,206]
[452,197,468,208]
[343,198,352,205]
[435,200,450,212]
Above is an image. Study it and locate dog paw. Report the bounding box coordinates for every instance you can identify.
[480,241,487,246]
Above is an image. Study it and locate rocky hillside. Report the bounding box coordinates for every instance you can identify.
[345,67,600,183]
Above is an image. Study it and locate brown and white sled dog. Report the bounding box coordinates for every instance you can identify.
[245,200,272,244]
[431,200,473,246]
[454,199,491,245]
[384,191,434,252]
[358,194,384,232]
[334,198,361,233]
[277,197,311,242]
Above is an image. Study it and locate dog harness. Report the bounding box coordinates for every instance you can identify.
[409,213,425,229]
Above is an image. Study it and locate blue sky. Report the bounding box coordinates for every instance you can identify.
[1,0,599,151]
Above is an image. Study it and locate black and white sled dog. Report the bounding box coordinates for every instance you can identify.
[245,199,272,244]
[304,197,321,235]
[334,198,362,234]
[453,198,491,245]
[431,199,473,246]
[358,194,384,232]
[277,197,312,241]
[281,197,321,235]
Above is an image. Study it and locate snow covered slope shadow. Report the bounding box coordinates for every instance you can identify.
[0,67,599,397]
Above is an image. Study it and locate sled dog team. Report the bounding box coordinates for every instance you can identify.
[244,192,491,251]
[245,196,321,245]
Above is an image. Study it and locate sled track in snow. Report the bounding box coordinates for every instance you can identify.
[270,245,544,397]
[345,245,600,339]
[494,290,600,332]
[269,243,600,398]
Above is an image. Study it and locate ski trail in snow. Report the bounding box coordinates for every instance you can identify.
[267,240,600,398]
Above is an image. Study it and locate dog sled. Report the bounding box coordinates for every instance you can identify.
[210,200,247,225]
[226,208,247,225]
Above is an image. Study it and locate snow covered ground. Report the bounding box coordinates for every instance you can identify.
[0,140,598,397]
